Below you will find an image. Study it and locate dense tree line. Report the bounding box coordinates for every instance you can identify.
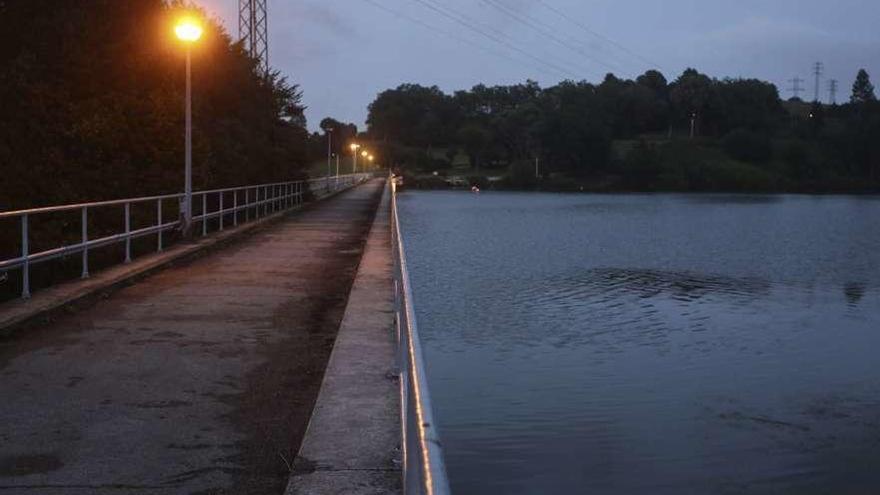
[0,0,310,211]
[366,69,880,192]
[0,0,313,299]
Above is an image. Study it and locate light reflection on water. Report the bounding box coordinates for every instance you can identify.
[398,191,880,495]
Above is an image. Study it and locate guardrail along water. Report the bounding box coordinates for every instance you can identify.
[0,174,370,299]
[390,179,452,495]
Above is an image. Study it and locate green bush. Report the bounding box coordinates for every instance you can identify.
[620,140,663,189]
[506,159,539,189]
[722,128,773,163]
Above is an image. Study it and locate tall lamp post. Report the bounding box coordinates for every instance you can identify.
[326,127,334,179]
[350,143,361,174]
[175,17,204,238]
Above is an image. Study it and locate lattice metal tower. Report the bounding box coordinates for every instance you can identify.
[812,62,824,102]
[788,77,805,100]
[239,0,269,75]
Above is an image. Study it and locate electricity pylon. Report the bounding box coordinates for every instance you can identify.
[239,0,269,75]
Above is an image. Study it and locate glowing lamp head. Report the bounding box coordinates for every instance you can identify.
[350,143,360,151]
[175,18,204,43]
[368,155,374,161]
[361,150,369,158]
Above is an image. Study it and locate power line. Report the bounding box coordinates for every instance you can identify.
[535,0,664,72]
[410,0,597,77]
[408,0,583,79]
[813,61,824,102]
[360,0,576,80]
[476,0,623,76]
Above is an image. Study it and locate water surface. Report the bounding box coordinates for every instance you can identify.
[398,191,880,494]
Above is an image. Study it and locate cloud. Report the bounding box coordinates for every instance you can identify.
[703,16,832,46]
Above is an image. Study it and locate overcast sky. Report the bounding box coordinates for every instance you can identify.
[198,0,880,131]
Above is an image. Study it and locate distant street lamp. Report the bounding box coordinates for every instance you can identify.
[326,127,334,179]
[174,16,204,238]
[350,143,361,173]
[360,150,370,173]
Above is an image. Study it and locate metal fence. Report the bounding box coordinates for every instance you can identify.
[0,174,370,299]
[390,179,452,495]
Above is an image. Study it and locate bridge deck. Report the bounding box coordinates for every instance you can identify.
[0,179,386,494]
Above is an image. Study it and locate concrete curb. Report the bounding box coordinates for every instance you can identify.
[0,182,365,337]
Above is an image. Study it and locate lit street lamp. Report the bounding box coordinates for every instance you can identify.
[175,16,203,238]
[350,143,361,173]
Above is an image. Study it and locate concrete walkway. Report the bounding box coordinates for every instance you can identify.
[287,184,400,494]
[0,179,385,494]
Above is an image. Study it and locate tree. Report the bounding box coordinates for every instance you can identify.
[722,129,772,163]
[366,84,458,147]
[0,0,309,211]
[851,69,877,104]
[669,69,717,136]
[456,124,491,171]
[715,78,784,134]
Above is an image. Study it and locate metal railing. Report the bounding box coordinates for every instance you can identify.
[390,179,452,495]
[0,174,370,299]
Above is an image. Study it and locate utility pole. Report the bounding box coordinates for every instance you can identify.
[239,0,269,75]
[828,79,839,105]
[813,62,824,102]
[690,112,697,139]
[535,157,539,179]
[788,77,805,100]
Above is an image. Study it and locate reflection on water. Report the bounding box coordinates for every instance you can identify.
[398,191,880,495]
[844,282,866,306]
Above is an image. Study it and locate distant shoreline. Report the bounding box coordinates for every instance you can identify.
[402,174,880,195]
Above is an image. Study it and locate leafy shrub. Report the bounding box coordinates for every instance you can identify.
[722,128,773,163]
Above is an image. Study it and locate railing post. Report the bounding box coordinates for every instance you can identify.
[246,188,251,222]
[233,190,238,226]
[157,198,163,252]
[124,202,131,263]
[21,214,30,299]
[202,193,207,236]
[219,192,224,231]
[81,206,90,278]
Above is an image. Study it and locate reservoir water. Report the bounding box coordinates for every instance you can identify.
[397,191,880,494]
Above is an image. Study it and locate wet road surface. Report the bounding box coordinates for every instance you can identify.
[0,180,385,494]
